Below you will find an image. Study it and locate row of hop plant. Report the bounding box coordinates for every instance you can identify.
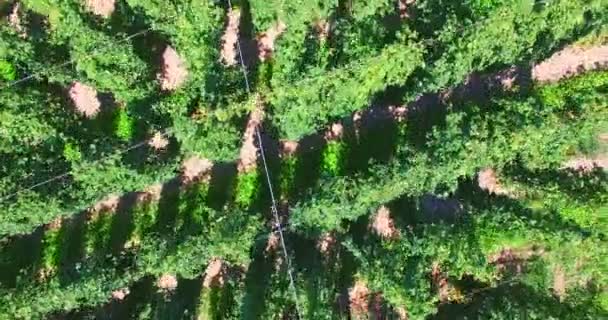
[0,0,254,237]
[1,66,606,319]
[267,0,606,140]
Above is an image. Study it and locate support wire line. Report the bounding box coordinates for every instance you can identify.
[227,0,303,318]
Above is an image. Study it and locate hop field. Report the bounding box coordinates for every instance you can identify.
[0,0,607,319]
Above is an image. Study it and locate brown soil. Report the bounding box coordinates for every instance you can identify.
[477,168,514,196]
[395,307,409,320]
[313,19,331,41]
[89,194,120,214]
[532,45,608,83]
[111,287,130,300]
[47,216,63,231]
[157,274,178,292]
[148,131,169,150]
[237,107,264,173]
[371,206,400,240]
[141,183,163,202]
[563,156,608,173]
[489,246,545,274]
[220,9,240,66]
[265,232,279,254]
[69,82,101,118]
[85,0,115,18]
[181,156,214,183]
[349,280,370,317]
[553,265,567,299]
[159,46,188,91]
[324,123,344,141]
[431,263,450,303]
[203,258,225,288]
[8,2,26,37]
[257,21,286,62]
[317,232,336,255]
[279,140,299,157]
[398,0,415,19]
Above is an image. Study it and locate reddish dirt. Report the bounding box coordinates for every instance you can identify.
[257,21,286,62]
[181,156,213,183]
[203,258,225,288]
[69,82,101,118]
[220,9,240,66]
[158,46,188,91]
[371,206,400,240]
[237,107,264,173]
[157,274,178,292]
[148,131,169,151]
[532,45,608,83]
[349,280,370,317]
[111,287,130,301]
[85,0,115,18]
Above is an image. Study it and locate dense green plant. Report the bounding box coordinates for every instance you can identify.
[0,0,607,318]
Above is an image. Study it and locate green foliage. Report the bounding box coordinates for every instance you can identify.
[272,39,424,139]
[62,141,82,163]
[234,171,260,208]
[0,60,16,81]
[113,108,135,142]
[320,141,347,176]
[1,0,607,318]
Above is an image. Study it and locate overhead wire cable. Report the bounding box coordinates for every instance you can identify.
[2,28,152,90]
[0,128,173,203]
[227,0,303,318]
